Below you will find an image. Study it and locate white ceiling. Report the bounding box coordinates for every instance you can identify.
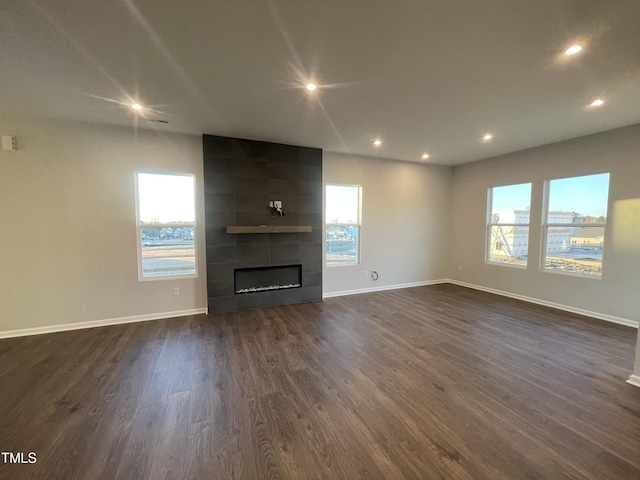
[2,0,639,165]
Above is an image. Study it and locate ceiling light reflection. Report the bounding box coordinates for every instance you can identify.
[565,45,583,56]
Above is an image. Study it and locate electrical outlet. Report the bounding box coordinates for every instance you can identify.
[363,270,368,278]
[458,265,463,271]
[173,288,180,296]
[274,200,282,208]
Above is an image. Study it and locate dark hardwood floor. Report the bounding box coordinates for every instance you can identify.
[1,284,639,479]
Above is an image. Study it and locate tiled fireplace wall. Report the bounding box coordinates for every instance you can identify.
[203,134,323,314]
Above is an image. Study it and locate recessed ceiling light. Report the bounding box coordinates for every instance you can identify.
[590,99,604,107]
[131,103,142,111]
[372,139,382,146]
[421,153,430,160]
[482,133,493,141]
[306,83,317,91]
[565,45,583,56]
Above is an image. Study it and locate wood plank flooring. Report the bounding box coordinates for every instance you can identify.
[1,284,639,479]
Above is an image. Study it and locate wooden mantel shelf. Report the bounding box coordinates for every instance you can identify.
[226,225,313,234]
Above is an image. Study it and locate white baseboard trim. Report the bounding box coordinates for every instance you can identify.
[323,279,448,299]
[447,279,639,329]
[0,308,208,339]
[627,374,640,388]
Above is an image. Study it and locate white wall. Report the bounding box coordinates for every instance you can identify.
[0,116,207,335]
[634,334,640,381]
[323,152,451,295]
[450,124,640,324]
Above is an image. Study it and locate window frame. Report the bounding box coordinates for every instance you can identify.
[485,182,532,269]
[540,172,609,279]
[325,183,362,267]
[135,171,198,281]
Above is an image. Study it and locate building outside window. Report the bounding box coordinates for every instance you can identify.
[135,172,197,279]
[542,172,610,277]
[326,184,361,265]
[487,183,532,267]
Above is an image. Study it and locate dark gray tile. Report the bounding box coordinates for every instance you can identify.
[300,242,322,259]
[300,229,322,243]
[234,160,269,179]
[203,135,233,158]
[233,139,268,159]
[235,195,269,212]
[206,262,235,282]
[235,211,271,226]
[236,260,270,269]
[302,272,322,288]
[235,177,268,195]
[269,179,299,195]
[204,211,236,246]
[237,292,272,310]
[236,233,270,245]
[269,233,300,244]
[300,181,322,198]
[203,157,233,176]
[300,286,322,302]
[270,244,300,261]
[300,164,322,181]
[205,226,235,247]
[300,213,322,227]
[300,195,321,214]
[205,211,235,228]
[298,147,322,166]
[205,174,234,194]
[237,244,270,263]
[268,143,298,163]
[253,214,298,227]
[269,162,300,180]
[302,257,323,274]
[207,280,235,298]
[206,245,236,264]
[205,193,234,212]
[202,140,325,312]
[270,258,302,267]
[208,295,237,314]
[271,288,302,306]
[268,213,300,226]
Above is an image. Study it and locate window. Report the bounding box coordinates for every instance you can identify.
[542,173,609,277]
[326,184,361,265]
[487,183,532,267]
[135,172,197,279]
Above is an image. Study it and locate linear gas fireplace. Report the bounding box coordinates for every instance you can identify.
[234,264,302,294]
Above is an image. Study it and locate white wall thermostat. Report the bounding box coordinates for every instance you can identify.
[2,136,16,151]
